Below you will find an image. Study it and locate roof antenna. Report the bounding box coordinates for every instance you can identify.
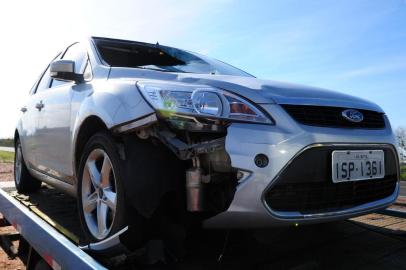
[156,42,160,48]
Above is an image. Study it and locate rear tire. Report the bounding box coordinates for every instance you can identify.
[77,132,127,242]
[14,139,41,193]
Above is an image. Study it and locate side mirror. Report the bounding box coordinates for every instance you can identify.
[50,60,84,83]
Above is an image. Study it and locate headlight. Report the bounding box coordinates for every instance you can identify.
[137,81,273,124]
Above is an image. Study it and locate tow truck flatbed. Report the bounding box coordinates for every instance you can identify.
[2,181,406,270]
[0,184,107,269]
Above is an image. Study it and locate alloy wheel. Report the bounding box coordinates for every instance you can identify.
[15,144,23,186]
[82,148,117,240]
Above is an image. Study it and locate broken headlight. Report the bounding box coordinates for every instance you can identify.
[137,82,273,124]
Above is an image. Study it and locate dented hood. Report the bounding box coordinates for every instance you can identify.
[109,68,384,113]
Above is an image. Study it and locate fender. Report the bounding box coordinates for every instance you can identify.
[70,79,154,179]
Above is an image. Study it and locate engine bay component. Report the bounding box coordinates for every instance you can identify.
[156,130,226,160]
[166,118,226,133]
[135,128,151,140]
[186,166,205,212]
[118,107,238,216]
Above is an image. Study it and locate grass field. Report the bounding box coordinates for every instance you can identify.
[0,151,14,163]
[401,164,406,181]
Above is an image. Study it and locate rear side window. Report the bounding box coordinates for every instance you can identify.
[51,43,88,88]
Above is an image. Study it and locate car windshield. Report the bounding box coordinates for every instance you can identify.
[94,38,254,77]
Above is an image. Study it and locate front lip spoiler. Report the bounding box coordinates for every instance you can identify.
[261,143,401,221]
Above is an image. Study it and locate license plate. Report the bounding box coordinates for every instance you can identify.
[332,150,385,183]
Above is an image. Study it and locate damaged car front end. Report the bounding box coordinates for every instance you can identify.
[114,81,270,219]
[112,80,399,229]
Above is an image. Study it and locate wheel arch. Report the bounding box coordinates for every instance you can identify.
[73,115,109,177]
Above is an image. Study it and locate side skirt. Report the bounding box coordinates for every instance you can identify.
[29,169,77,197]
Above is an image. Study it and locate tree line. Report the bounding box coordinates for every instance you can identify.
[396,127,406,162]
[0,138,13,147]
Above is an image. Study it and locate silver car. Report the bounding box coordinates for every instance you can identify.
[15,37,400,243]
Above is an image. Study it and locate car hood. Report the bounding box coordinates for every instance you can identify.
[108,68,384,113]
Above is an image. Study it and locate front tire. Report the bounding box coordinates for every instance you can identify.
[14,139,41,193]
[77,132,127,242]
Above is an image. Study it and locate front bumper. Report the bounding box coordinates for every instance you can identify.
[204,104,400,228]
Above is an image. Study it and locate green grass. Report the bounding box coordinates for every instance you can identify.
[0,151,14,163]
[401,164,406,181]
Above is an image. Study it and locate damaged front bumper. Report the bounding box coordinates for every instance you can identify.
[203,104,400,228]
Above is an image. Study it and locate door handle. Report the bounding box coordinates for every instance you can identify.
[35,101,44,111]
[21,107,27,113]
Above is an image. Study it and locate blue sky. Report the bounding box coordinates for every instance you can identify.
[0,0,405,137]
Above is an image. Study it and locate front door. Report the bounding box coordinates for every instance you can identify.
[34,84,73,182]
[34,42,89,183]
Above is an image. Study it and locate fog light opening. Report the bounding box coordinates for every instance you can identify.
[254,154,269,168]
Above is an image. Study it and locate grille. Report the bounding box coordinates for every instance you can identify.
[264,146,398,214]
[281,105,385,129]
[266,177,397,214]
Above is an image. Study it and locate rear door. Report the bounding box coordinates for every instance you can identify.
[19,65,52,169]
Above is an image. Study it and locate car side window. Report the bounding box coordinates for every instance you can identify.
[35,65,52,93]
[51,43,88,88]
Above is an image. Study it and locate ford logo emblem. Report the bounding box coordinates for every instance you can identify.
[342,109,364,123]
